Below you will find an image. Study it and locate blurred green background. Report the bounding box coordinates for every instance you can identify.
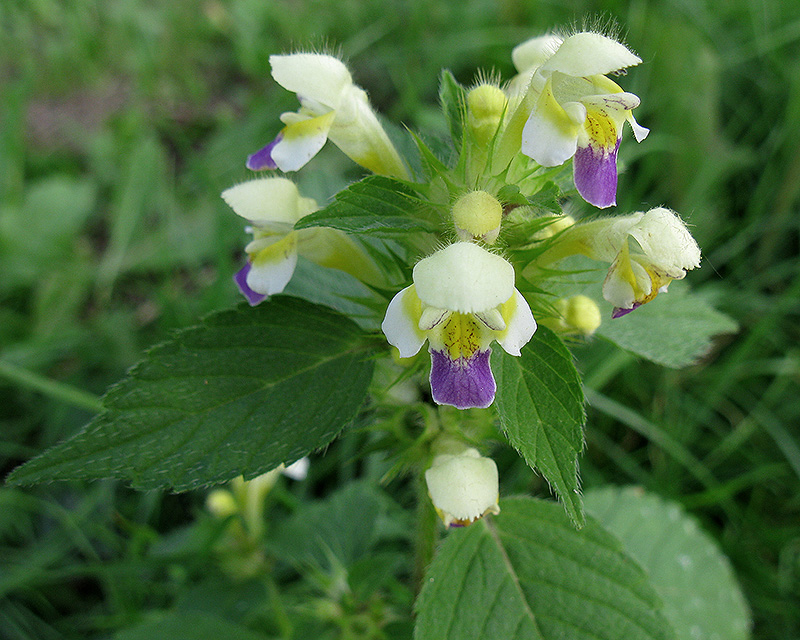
[1,0,798,638]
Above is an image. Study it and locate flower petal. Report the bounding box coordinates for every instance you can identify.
[269,53,353,109]
[521,78,585,166]
[233,263,268,306]
[627,208,701,276]
[512,34,564,73]
[495,290,537,356]
[429,348,496,409]
[246,135,280,171]
[221,177,314,226]
[381,285,426,359]
[628,111,650,142]
[246,233,299,297]
[269,111,337,172]
[541,32,642,77]
[413,243,515,314]
[573,137,620,208]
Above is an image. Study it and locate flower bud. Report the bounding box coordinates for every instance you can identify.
[555,295,602,336]
[467,84,508,145]
[206,489,238,518]
[452,191,503,244]
[424,447,500,527]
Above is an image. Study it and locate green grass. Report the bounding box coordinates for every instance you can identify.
[1,0,799,638]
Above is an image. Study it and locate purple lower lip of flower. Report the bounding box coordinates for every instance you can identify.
[429,349,496,410]
[611,302,640,319]
[246,135,282,171]
[573,138,620,209]
[234,263,267,306]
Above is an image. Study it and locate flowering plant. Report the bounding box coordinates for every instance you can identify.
[8,28,746,640]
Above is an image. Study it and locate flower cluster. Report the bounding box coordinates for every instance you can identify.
[221,30,702,528]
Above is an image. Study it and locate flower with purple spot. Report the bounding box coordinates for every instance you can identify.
[246,53,407,179]
[223,177,381,305]
[381,242,536,410]
[519,32,649,208]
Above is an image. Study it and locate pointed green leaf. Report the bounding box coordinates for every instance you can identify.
[585,486,752,640]
[492,327,586,526]
[7,297,375,490]
[439,69,467,147]
[294,175,438,236]
[415,497,676,640]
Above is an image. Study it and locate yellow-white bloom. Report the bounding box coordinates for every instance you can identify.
[223,177,381,304]
[425,447,500,527]
[246,53,407,179]
[561,207,701,315]
[381,242,536,409]
[519,32,649,208]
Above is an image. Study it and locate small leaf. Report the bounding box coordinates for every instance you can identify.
[439,69,467,147]
[585,486,752,640]
[492,327,586,526]
[415,497,676,640]
[6,297,375,490]
[294,175,438,236]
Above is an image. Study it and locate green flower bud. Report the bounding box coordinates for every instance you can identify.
[452,191,503,244]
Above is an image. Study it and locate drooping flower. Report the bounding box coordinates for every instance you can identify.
[519,32,650,208]
[425,447,500,527]
[381,242,536,409]
[246,53,407,179]
[550,207,701,316]
[222,177,381,305]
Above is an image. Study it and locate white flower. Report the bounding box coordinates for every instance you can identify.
[519,32,649,208]
[381,243,536,409]
[223,177,381,304]
[557,207,701,315]
[246,53,407,178]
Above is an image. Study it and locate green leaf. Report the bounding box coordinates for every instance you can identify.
[585,486,752,640]
[6,297,375,490]
[439,69,467,147]
[272,481,409,568]
[492,327,586,526]
[595,282,739,368]
[294,175,438,236]
[415,497,676,640]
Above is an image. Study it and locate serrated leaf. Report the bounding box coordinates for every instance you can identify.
[6,297,375,490]
[492,327,586,526]
[585,486,752,640]
[415,497,676,640]
[294,175,438,236]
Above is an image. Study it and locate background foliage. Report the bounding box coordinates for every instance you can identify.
[1,0,798,638]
